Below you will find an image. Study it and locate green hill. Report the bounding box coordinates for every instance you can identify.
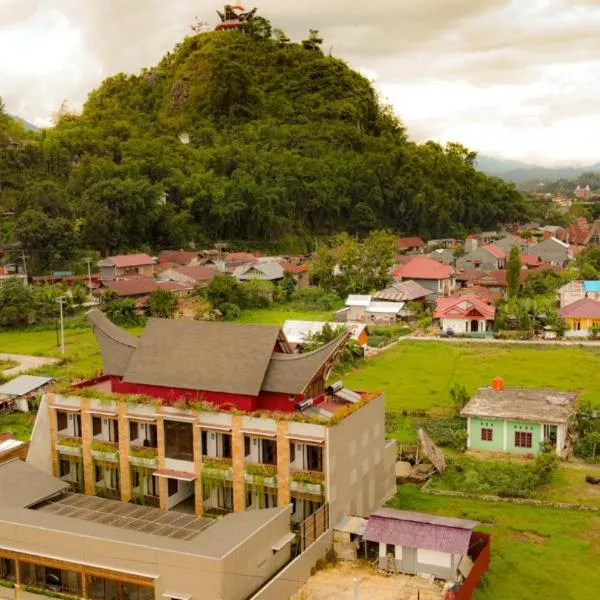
[0,25,527,272]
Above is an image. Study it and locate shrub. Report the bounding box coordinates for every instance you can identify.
[219,302,241,320]
[243,280,274,308]
[289,287,339,311]
[450,383,470,416]
[414,417,467,451]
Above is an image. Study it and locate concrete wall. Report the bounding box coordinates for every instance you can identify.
[326,395,396,526]
[440,318,488,334]
[25,395,51,474]
[0,508,292,600]
[222,506,292,600]
[248,530,333,600]
[467,418,504,452]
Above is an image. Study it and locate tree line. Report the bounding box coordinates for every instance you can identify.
[1,20,528,276]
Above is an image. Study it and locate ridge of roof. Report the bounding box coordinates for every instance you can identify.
[262,333,349,394]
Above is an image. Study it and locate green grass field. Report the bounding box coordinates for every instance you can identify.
[237,308,332,324]
[392,485,600,600]
[344,341,600,413]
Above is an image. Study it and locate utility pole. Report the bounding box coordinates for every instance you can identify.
[55,296,67,355]
[84,257,93,288]
[21,249,28,279]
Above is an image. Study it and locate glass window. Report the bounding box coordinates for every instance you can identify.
[164,421,193,461]
[481,428,493,442]
[0,557,15,581]
[515,431,532,448]
[20,562,81,596]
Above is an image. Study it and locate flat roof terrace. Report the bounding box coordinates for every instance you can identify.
[35,493,213,542]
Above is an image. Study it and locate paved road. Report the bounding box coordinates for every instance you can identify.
[0,353,59,376]
[402,336,600,347]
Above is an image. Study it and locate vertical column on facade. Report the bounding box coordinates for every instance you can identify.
[118,403,132,503]
[80,398,94,496]
[231,415,245,512]
[193,424,204,516]
[47,393,59,478]
[156,413,168,510]
[276,420,291,507]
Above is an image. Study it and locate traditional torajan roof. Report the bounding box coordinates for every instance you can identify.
[559,298,600,319]
[392,256,454,280]
[262,333,350,395]
[434,297,496,320]
[97,254,154,268]
[88,310,348,398]
[122,319,282,397]
[88,310,139,377]
[461,386,577,424]
[374,280,432,302]
[396,236,425,249]
[364,508,478,555]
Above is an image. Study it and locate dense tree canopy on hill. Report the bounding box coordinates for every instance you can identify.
[0,22,528,273]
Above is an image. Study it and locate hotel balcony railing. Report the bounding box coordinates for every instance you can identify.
[202,456,233,480]
[244,462,278,487]
[290,469,326,495]
[129,446,158,468]
[94,486,121,500]
[91,440,119,463]
[56,435,83,457]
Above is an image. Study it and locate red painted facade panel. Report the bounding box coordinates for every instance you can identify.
[445,532,491,600]
[110,380,310,413]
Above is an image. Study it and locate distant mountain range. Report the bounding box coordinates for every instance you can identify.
[9,114,40,132]
[477,155,600,183]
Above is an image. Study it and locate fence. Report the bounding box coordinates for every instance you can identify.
[298,503,329,552]
[445,532,491,600]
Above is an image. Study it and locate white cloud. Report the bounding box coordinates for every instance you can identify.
[0,0,599,162]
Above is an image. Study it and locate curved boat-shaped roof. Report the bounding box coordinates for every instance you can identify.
[262,333,349,395]
[87,309,138,376]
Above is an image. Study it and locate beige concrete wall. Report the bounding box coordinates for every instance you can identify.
[248,530,333,600]
[26,395,52,475]
[221,505,293,600]
[0,509,293,600]
[326,394,396,526]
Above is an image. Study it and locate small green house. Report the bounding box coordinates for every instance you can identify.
[461,382,577,457]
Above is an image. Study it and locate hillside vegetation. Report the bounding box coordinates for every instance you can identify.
[0,25,527,273]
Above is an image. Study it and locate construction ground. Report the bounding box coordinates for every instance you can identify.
[291,562,444,600]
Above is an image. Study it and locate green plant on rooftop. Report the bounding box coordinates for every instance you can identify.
[291,470,324,485]
[56,436,83,448]
[203,457,233,470]
[91,440,118,454]
[22,585,78,600]
[245,463,277,478]
[129,446,157,459]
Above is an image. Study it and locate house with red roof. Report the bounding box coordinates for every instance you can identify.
[395,237,426,255]
[434,297,496,335]
[559,298,600,338]
[156,265,216,287]
[392,256,456,297]
[456,244,506,272]
[520,254,542,269]
[97,254,154,281]
[281,262,310,288]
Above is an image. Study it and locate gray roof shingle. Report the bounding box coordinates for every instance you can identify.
[122,319,281,396]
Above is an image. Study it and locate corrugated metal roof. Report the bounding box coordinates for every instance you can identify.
[335,515,368,536]
[366,301,404,314]
[364,509,478,555]
[0,375,53,397]
[346,295,372,307]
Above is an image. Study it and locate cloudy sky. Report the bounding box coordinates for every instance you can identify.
[1,0,599,165]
